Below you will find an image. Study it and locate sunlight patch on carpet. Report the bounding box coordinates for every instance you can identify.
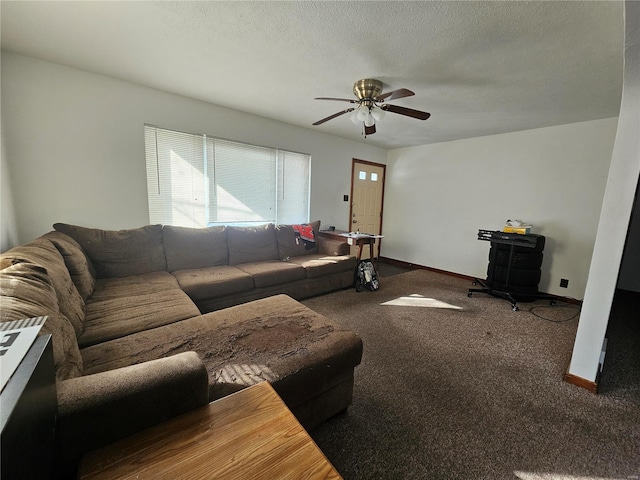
[381,294,462,310]
[513,471,631,480]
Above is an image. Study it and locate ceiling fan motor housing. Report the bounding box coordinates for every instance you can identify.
[353,79,383,102]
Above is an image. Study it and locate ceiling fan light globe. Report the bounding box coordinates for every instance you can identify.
[350,109,360,125]
[357,108,368,122]
[372,107,385,122]
[364,115,375,127]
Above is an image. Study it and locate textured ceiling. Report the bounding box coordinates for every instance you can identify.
[0,1,624,149]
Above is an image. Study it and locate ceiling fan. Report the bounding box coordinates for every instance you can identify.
[312,78,431,136]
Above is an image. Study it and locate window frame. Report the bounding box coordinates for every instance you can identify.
[144,125,311,228]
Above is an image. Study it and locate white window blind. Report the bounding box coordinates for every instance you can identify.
[208,139,276,225]
[277,150,311,225]
[145,125,310,227]
[145,127,207,227]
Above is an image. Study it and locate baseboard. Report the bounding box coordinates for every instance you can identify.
[379,257,582,305]
[379,257,476,281]
[564,372,598,393]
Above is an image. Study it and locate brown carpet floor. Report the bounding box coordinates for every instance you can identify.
[303,269,640,480]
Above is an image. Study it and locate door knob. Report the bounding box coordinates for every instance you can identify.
[352,220,357,224]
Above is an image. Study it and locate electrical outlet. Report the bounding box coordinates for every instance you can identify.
[560,278,569,288]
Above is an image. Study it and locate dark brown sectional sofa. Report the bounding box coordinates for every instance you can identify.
[0,222,362,478]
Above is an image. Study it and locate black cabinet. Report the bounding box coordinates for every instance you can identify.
[1,334,57,480]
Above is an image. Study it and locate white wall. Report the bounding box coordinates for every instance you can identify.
[1,52,386,246]
[568,0,640,383]
[1,120,19,252]
[1,47,17,250]
[384,118,618,299]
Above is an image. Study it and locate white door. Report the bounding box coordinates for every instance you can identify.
[350,160,385,259]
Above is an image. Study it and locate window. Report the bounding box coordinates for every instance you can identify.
[145,125,310,227]
[358,171,378,181]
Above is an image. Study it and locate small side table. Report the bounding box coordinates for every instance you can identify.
[79,381,342,479]
[1,334,57,480]
[318,229,381,264]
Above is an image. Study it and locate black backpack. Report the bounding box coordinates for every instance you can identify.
[355,260,379,292]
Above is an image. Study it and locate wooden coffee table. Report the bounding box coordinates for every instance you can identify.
[79,381,342,479]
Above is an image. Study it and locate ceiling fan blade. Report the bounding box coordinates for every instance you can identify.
[364,124,376,135]
[315,97,357,103]
[381,104,431,120]
[375,88,415,102]
[312,108,355,126]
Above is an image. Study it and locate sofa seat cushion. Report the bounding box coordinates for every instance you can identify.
[235,261,306,288]
[53,223,167,278]
[287,254,357,279]
[80,295,363,408]
[173,265,254,301]
[89,272,181,303]
[80,289,200,348]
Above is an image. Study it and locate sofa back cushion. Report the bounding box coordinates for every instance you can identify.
[227,224,279,265]
[44,231,96,301]
[1,238,86,337]
[275,220,320,259]
[0,260,83,380]
[53,224,167,278]
[163,226,228,272]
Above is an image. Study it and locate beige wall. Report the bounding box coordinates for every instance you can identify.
[1,52,387,246]
[1,121,19,252]
[2,51,626,296]
[2,52,621,300]
[384,118,618,299]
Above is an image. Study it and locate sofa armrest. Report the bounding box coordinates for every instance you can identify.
[317,236,350,256]
[55,352,209,478]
